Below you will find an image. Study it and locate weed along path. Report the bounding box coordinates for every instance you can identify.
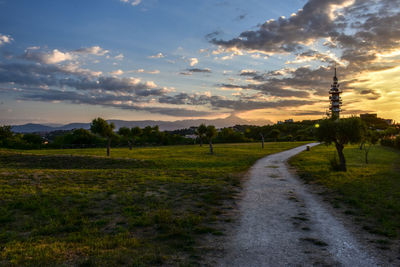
[217,143,379,267]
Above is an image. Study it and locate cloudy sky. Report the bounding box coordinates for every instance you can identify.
[0,0,399,124]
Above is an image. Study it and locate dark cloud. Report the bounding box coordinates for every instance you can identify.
[359,89,381,100]
[159,92,317,111]
[19,88,212,117]
[179,72,192,76]
[239,70,267,81]
[205,31,222,40]
[186,68,212,73]
[294,110,326,116]
[0,63,165,96]
[210,0,352,53]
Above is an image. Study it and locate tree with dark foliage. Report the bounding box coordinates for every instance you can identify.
[90,118,115,156]
[206,125,217,154]
[316,117,365,172]
[196,124,207,146]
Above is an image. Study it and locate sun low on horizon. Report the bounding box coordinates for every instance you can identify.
[0,0,399,125]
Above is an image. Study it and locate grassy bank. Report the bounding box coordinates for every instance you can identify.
[290,144,400,239]
[0,142,307,266]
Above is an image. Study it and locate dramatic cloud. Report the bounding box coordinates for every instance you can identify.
[159,92,317,111]
[0,63,164,95]
[0,33,13,46]
[210,0,355,53]
[20,88,211,117]
[3,0,400,121]
[209,0,400,115]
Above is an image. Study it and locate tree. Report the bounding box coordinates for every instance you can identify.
[206,125,217,154]
[0,125,13,140]
[316,117,365,172]
[196,124,207,146]
[260,133,265,149]
[269,129,280,142]
[131,126,142,147]
[90,118,115,156]
[22,133,43,146]
[118,127,133,150]
[363,130,380,164]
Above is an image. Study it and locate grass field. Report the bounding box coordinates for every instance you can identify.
[0,142,307,266]
[290,144,400,239]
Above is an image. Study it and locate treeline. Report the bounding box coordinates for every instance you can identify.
[1,116,398,151]
[0,119,319,150]
[360,115,400,150]
[0,126,44,149]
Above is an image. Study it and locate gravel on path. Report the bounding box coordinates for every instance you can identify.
[218,143,380,267]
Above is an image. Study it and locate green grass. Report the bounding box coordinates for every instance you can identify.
[290,144,400,238]
[0,142,307,266]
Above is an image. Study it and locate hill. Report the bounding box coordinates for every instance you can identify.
[11,115,272,133]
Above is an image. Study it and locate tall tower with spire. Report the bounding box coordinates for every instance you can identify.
[329,67,342,118]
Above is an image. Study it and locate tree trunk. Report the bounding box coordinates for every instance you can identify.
[364,145,370,164]
[107,138,111,157]
[128,139,133,150]
[359,142,365,150]
[260,133,264,149]
[209,139,213,154]
[199,136,203,147]
[335,141,346,171]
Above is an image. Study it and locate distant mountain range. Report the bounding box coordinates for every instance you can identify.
[11,115,272,133]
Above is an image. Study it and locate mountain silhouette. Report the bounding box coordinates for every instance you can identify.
[11,115,272,133]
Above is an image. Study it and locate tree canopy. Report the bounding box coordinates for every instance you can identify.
[316,117,365,171]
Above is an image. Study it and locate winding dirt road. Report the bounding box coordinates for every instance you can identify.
[218,143,379,267]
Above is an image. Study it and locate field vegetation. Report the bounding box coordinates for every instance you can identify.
[0,142,307,266]
[290,144,400,239]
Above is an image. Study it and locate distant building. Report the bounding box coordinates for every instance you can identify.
[385,119,393,125]
[329,68,342,118]
[184,134,197,139]
[277,119,293,124]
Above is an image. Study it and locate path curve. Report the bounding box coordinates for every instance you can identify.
[218,143,379,267]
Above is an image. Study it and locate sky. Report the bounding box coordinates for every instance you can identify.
[0,0,399,125]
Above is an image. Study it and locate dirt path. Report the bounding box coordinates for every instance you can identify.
[218,143,379,267]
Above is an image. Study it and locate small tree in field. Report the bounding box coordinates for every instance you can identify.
[131,126,142,147]
[316,117,364,172]
[117,127,142,150]
[269,129,280,142]
[206,125,217,154]
[90,118,115,156]
[196,124,207,146]
[363,130,380,164]
[118,127,133,150]
[260,132,265,149]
